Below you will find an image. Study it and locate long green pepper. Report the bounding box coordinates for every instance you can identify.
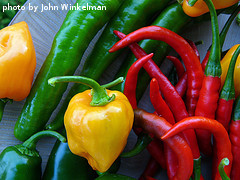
[15,0,123,141]
[46,0,171,131]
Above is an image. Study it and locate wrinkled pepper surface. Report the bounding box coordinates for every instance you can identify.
[48,76,134,173]
[182,0,238,17]
[0,21,36,101]
[221,44,240,97]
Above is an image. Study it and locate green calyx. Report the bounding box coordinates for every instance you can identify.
[220,45,240,100]
[233,96,240,121]
[21,130,66,151]
[48,76,124,106]
[120,132,152,158]
[218,158,230,180]
[204,0,221,77]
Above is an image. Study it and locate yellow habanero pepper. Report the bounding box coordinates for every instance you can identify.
[0,22,36,120]
[221,44,240,97]
[182,0,238,17]
[48,76,134,173]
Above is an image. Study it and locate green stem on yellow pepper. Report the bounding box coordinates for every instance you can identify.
[48,76,116,106]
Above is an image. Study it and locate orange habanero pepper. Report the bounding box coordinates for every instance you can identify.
[0,22,36,121]
[182,0,238,17]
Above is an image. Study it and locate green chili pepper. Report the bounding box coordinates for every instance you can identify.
[45,0,171,131]
[15,0,123,141]
[0,130,66,180]
[113,2,192,97]
[43,130,98,180]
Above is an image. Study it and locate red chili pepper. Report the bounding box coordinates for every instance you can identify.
[109,26,203,117]
[114,30,201,162]
[123,53,167,169]
[149,78,179,179]
[134,109,193,180]
[216,45,240,130]
[139,157,159,180]
[194,0,222,156]
[162,116,233,180]
[164,144,178,179]
[229,96,240,180]
[186,39,201,60]
[124,53,154,109]
[175,73,188,98]
[146,138,166,170]
[166,56,185,79]
[150,78,175,125]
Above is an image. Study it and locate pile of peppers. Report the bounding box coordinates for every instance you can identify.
[1,0,240,179]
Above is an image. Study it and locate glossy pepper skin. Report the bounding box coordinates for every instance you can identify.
[15,0,123,141]
[216,45,240,130]
[43,130,98,180]
[113,2,192,96]
[229,96,240,180]
[65,89,133,172]
[182,0,238,17]
[221,44,240,97]
[162,117,233,180]
[45,0,172,131]
[0,130,66,180]
[0,21,36,101]
[47,76,134,173]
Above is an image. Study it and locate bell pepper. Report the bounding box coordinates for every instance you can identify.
[182,0,238,17]
[0,130,66,180]
[0,21,36,121]
[48,76,134,173]
[220,44,240,97]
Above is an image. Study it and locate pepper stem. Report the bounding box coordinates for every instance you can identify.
[48,76,117,106]
[22,130,66,150]
[204,0,221,77]
[218,158,230,180]
[220,45,240,100]
[219,5,240,52]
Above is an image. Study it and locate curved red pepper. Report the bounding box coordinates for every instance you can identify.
[162,116,233,180]
[150,78,175,125]
[139,157,159,180]
[114,30,201,162]
[134,109,193,180]
[229,96,240,180]
[124,53,167,169]
[124,53,153,109]
[166,56,185,79]
[109,26,203,117]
